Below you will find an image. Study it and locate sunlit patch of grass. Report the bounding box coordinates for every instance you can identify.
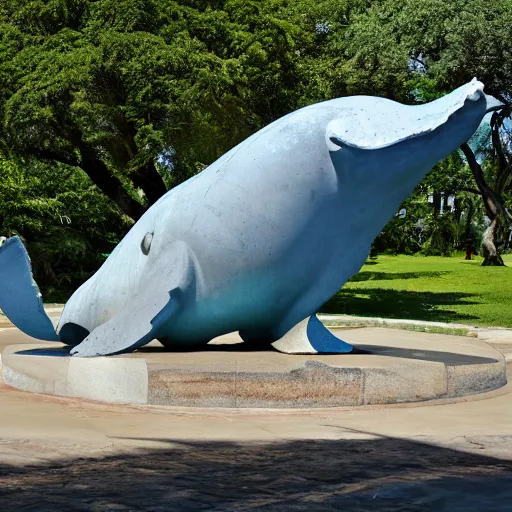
[322,254,512,328]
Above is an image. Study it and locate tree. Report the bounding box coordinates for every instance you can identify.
[3,0,512,272]
[0,0,303,220]
[278,0,372,105]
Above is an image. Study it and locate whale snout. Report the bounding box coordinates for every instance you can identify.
[464,78,503,113]
[466,78,484,102]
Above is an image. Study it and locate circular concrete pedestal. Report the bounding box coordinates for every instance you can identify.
[1,328,507,408]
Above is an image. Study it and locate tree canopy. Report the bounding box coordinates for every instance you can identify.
[0,0,307,219]
[1,0,512,295]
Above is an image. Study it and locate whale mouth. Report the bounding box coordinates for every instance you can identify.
[485,94,504,113]
[58,322,90,347]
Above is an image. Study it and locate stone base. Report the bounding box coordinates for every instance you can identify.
[1,328,507,408]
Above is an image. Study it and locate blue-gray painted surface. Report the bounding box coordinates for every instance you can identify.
[0,237,60,341]
[0,79,501,356]
[307,315,353,353]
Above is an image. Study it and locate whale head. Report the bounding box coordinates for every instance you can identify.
[56,207,164,346]
[326,79,501,228]
[327,78,499,155]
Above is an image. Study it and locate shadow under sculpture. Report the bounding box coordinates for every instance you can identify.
[0,79,502,357]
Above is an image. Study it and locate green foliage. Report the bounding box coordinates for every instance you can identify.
[421,214,460,257]
[372,152,475,256]
[0,0,310,214]
[419,152,471,197]
[1,0,512,297]
[372,193,429,255]
[0,155,130,300]
[336,0,512,101]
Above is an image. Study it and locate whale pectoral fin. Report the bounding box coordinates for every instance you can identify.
[69,287,180,357]
[0,236,60,341]
[271,315,353,354]
[71,240,195,357]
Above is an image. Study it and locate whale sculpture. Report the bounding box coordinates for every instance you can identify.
[0,79,502,356]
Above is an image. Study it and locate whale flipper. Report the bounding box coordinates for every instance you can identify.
[69,287,180,356]
[70,241,195,357]
[271,315,353,354]
[0,236,60,341]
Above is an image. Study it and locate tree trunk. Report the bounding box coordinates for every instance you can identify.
[453,196,462,223]
[34,145,146,221]
[460,143,507,267]
[465,200,474,235]
[481,217,505,266]
[76,141,146,221]
[129,162,168,208]
[432,192,441,217]
[113,115,168,207]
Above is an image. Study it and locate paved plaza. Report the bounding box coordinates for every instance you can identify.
[1,326,512,510]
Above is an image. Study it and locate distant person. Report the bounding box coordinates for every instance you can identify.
[464,238,475,260]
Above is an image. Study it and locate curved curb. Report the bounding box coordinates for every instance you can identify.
[1,329,507,408]
[319,314,512,341]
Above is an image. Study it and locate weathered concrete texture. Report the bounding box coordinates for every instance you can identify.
[234,363,363,408]
[148,363,364,408]
[362,362,447,405]
[476,329,512,341]
[447,362,507,397]
[67,357,149,405]
[486,341,512,362]
[1,343,148,405]
[1,327,507,408]
[1,344,69,395]
[149,369,237,408]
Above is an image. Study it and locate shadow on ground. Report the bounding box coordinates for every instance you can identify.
[349,271,449,282]
[322,288,479,323]
[1,434,512,511]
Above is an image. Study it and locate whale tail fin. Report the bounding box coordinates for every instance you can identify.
[0,236,60,341]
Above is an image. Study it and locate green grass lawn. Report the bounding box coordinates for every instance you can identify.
[321,253,512,328]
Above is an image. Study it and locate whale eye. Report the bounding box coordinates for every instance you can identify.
[141,232,153,255]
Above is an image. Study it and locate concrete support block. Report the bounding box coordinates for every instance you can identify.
[66,357,148,404]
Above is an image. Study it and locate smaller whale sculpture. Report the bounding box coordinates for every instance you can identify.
[0,79,502,357]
